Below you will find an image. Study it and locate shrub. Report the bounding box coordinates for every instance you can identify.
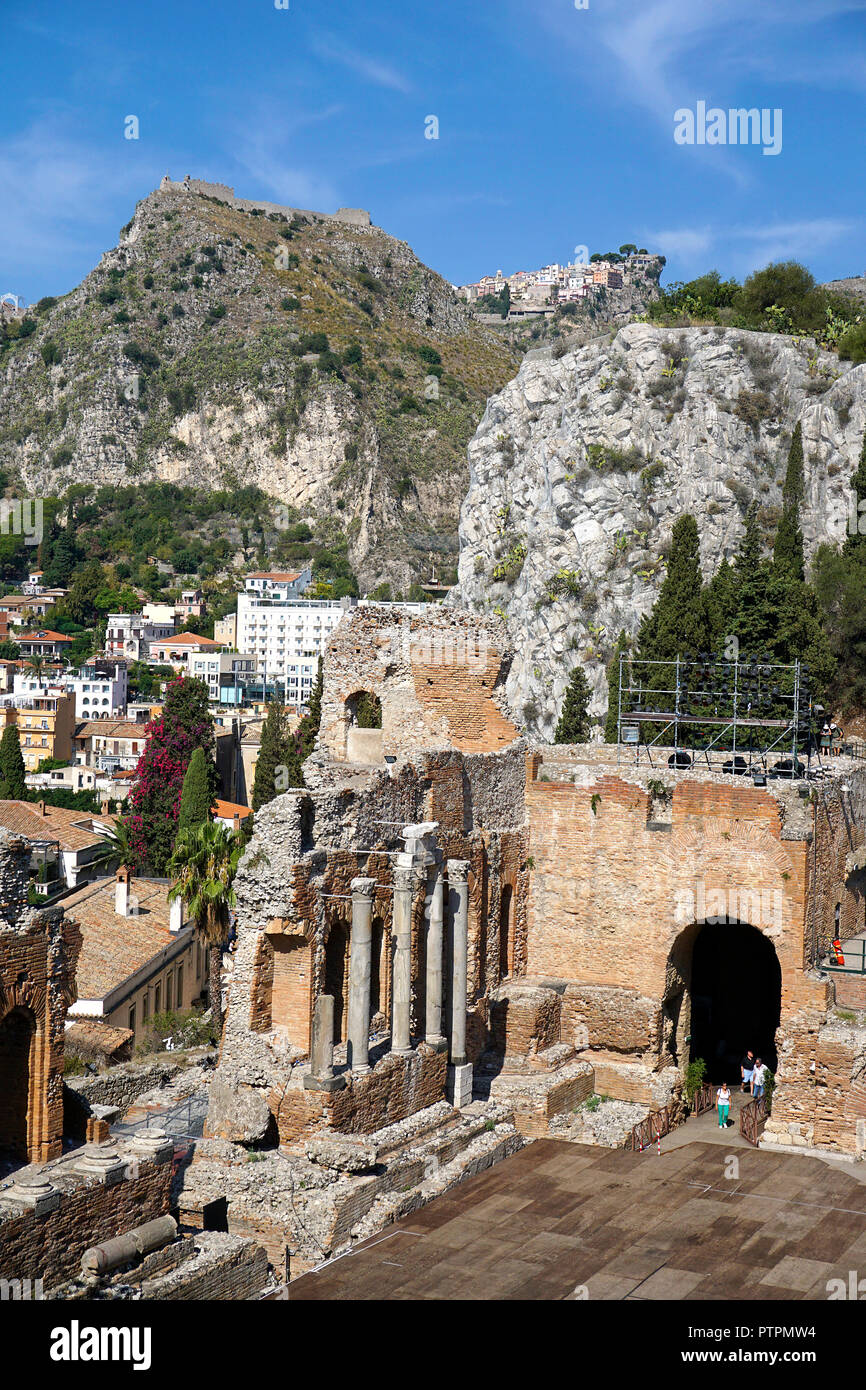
[280,296,301,311]
[838,322,866,364]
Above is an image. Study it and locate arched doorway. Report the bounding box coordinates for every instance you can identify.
[0,1007,35,1159]
[370,915,389,1030]
[667,921,781,1083]
[344,691,383,764]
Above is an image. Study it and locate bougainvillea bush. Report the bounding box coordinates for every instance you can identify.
[126,676,217,873]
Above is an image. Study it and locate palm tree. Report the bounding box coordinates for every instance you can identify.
[167,821,243,1032]
[25,655,47,692]
[95,816,138,872]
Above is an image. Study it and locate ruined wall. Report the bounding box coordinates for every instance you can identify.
[0,831,81,1163]
[317,606,520,764]
[0,1148,173,1291]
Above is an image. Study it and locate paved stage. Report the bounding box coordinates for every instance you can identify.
[288,1138,866,1301]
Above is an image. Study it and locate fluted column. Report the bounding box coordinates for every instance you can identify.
[425,865,446,1048]
[391,862,416,1056]
[347,877,376,1073]
[447,859,470,1067]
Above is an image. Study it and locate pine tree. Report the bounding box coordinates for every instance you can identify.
[604,630,629,742]
[0,726,26,800]
[252,703,294,812]
[554,665,592,743]
[773,423,805,580]
[177,747,215,830]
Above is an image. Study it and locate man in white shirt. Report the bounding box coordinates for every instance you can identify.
[752,1058,768,1098]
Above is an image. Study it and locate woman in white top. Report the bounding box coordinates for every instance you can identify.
[717,1082,731,1128]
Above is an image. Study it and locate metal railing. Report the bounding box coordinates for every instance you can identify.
[630,1104,677,1151]
[823,939,866,976]
[692,1082,717,1116]
[740,1096,768,1146]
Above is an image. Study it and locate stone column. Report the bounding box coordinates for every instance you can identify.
[447,858,473,1107]
[391,862,416,1056]
[425,865,447,1049]
[347,877,376,1074]
[303,994,346,1091]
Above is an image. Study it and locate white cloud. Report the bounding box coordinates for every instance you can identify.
[310,37,412,94]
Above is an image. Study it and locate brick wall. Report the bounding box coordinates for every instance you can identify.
[0,1157,172,1291]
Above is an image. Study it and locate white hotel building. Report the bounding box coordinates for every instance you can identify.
[235,572,427,708]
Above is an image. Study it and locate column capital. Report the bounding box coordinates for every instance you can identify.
[446,858,470,883]
[350,876,377,899]
[393,862,419,894]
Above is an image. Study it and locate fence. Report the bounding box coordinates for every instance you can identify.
[740,1096,768,1146]
[692,1082,717,1116]
[630,1104,677,1151]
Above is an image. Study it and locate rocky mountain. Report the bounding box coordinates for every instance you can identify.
[452,322,866,739]
[0,181,518,590]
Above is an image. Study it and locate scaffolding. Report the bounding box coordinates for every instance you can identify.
[616,654,825,779]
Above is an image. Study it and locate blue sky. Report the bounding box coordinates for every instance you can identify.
[2,0,865,303]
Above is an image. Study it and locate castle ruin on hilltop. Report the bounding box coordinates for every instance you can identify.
[157,174,372,229]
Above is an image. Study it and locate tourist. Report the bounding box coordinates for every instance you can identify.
[752,1058,767,1099]
[740,1048,755,1093]
[717,1081,731,1128]
[821,722,832,754]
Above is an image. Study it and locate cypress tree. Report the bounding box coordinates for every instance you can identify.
[729,501,774,658]
[0,725,26,800]
[635,515,708,662]
[296,658,324,762]
[773,423,805,580]
[844,425,866,555]
[177,747,214,830]
[554,665,592,743]
[604,631,629,742]
[252,703,293,812]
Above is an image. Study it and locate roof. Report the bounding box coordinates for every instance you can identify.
[74,720,148,741]
[65,1019,133,1056]
[154,633,221,647]
[63,876,181,1000]
[246,571,303,582]
[213,799,252,820]
[13,629,74,642]
[0,800,109,851]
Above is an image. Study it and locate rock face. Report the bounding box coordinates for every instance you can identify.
[453,322,866,738]
[0,183,517,590]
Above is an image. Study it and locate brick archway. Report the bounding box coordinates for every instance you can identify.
[665,919,782,1081]
[0,1006,36,1160]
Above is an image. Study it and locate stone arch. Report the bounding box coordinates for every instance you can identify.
[0,1006,36,1159]
[665,918,782,1081]
[344,690,383,764]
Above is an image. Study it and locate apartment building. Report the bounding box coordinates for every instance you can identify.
[14,658,129,719]
[147,632,225,668]
[73,719,148,773]
[105,611,176,661]
[236,591,346,702]
[7,691,77,771]
[187,650,258,704]
[243,568,312,600]
[12,629,76,660]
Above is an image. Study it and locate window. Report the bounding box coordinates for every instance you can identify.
[164,974,172,1011]
[176,964,183,1006]
[142,992,150,1022]
[128,1005,136,1032]
[154,982,161,1014]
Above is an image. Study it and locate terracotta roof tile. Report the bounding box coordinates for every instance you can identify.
[64,876,181,999]
[0,800,109,851]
